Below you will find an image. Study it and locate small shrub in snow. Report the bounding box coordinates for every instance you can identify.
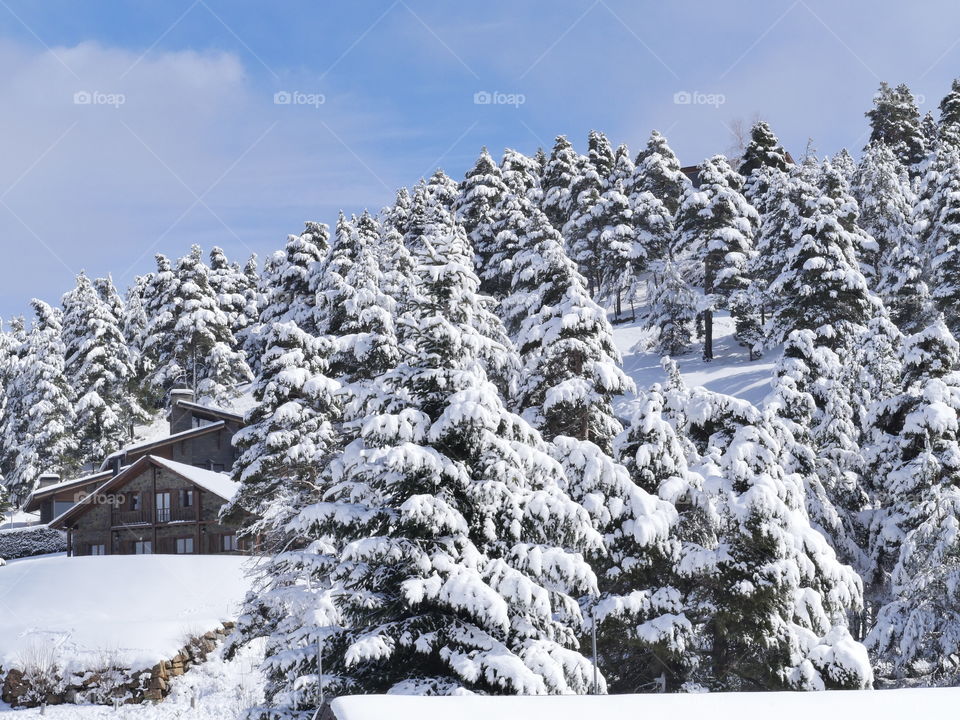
[0,525,66,560]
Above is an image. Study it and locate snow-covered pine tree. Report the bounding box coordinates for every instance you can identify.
[767,167,878,351]
[864,321,960,683]
[607,144,634,188]
[511,216,633,452]
[426,168,460,214]
[675,155,758,359]
[315,212,364,341]
[485,184,536,299]
[331,233,401,384]
[223,320,341,540]
[832,148,857,185]
[454,148,508,293]
[221,320,344,718]
[7,301,78,501]
[385,186,412,237]
[820,158,879,285]
[595,175,637,319]
[139,254,180,406]
[630,130,687,217]
[155,245,253,405]
[852,143,914,280]
[260,222,330,336]
[541,135,580,231]
[930,149,960,334]
[563,152,605,294]
[61,273,137,466]
[643,260,699,356]
[588,130,616,182]
[500,147,542,202]
[593,385,715,691]
[208,246,255,346]
[706,411,871,690]
[866,81,927,173]
[302,198,602,699]
[939,78,960,149]
[738,120,791,204]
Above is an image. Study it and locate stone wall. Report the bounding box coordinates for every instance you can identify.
[0,622,235,708]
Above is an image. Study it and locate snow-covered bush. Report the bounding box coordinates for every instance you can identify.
[0,525,67,560]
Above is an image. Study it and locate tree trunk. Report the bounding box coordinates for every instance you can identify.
[703,258,715,361]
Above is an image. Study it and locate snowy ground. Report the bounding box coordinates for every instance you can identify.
[331,687,960,720]
[0,554,253,673]
[610,311,778,415]
[0,639,266,719]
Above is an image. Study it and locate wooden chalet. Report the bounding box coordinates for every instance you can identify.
[25,388,249,556]
[50,455,244,556]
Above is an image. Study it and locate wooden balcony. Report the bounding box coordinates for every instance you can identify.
[111,508,152,526]
[111,506,197,526]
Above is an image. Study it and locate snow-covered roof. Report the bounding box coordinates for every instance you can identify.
[22,470,114,512]
[98,421,227,470]
[173,399,244,423]
[148,456,240,501]
[331,688,960,720]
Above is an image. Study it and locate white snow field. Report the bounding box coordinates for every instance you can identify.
[0,554,252,672]
[331,687,960,720]
[610,311,778,412]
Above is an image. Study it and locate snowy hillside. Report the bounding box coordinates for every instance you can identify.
[610,311,779,410]
[0,555,252,672]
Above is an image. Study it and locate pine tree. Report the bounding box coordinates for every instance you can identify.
[930,150,960,333]
[148,246,253,405]
[563,154,605,294]
[7,301,78,501]
[852,142,913,279]
[208,246,256,345]
[426,169,460,214]
[739,120,791,204]
[866,82,926,172]
[260,222,330,336]
[630,130,687,216]
[865,321,960,683]
[595,176,637,318]
[598,385,715,690]
[832,148,857,185]
[223,320,341,539]
[61,273,137,466]
[767,168,877,350]
[305,197,602,699]
[588,130,616,181]
[939,78,960,149]
[541,136,579,231]
[643,260,699,356]
[511,219,633,452]
[454,148,508,291]
[500,147,542,201]
[675,155,757,359]
[315,212,364,341]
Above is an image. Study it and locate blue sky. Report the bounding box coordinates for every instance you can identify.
[1,0,960,319]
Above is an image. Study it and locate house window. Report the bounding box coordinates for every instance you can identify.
[134,540,152,554]
[155,492,171,522]
[222,534,237,552]
[179,489,194,508]
[176,537,194,554]
[128,493,141,511]
[89,544,105,556]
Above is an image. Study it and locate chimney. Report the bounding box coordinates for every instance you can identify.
[38,472,60,489]
[167,388,196,435]
[170,388,195,406]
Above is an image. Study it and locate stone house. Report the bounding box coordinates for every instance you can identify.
[24,389,248,555]
[50,454,243,556]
